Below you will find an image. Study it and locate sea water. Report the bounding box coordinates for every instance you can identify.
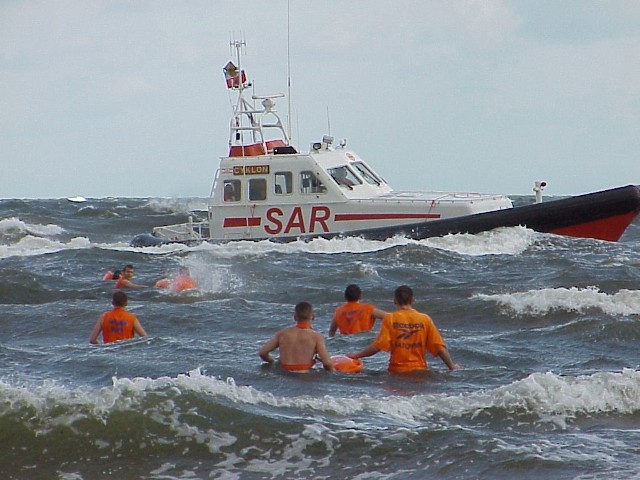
[1,197,639,479]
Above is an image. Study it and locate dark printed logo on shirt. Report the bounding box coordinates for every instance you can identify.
[108,318,128,333]
[393,322,424,340]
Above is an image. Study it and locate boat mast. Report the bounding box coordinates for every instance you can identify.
[224,39,291,156]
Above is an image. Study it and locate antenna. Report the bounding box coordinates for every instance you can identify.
[287,0,292,142]
[326,105,331,136]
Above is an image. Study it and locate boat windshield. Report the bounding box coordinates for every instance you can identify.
[328,166,361,188]
[351,161,382,186]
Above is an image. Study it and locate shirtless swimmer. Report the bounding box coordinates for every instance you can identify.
[259,302,335,373]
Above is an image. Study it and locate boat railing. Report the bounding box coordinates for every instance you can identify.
[152,217,208,242]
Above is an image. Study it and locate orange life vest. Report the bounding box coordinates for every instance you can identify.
[100,307,137,343]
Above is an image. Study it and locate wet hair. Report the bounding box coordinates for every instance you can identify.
[123,264,134,271]
[344,284,362,302]
[394,285,414,306]
[112,291,128,307]
[112,270,121,280]
[294,302,313,321]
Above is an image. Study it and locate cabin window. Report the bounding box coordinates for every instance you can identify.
[274,171,292,195]
[300,171,326,194]
[328,166,361,188]
[223,180,241,202]
[352,162,382,185]
[249,178,267,201]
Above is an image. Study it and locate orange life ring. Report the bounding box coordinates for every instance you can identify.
[331,354,363,373]
[154,278,170,289]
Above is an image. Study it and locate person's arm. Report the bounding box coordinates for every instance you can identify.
[328,314,338,337]
[133,319,148,338]
[122,279,146,288]
[314,334,335,372]
[258,333,279,363]
[372,308,387,319]
[89,318,103,344]
[347,343,380,360]
[437,346,462,370]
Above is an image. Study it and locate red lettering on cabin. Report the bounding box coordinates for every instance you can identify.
[309,206,330,233]
[263,206,332,235]
[265,208,284,234]
[284,207,305,234]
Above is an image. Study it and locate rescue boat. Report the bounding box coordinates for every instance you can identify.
[131,41,640,247]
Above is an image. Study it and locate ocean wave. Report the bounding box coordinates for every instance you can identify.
[2,368,637,432]
[1,368,637,479]
[144,198,209,215]
[474,287,640,316]
[75,205,121,218]
[420,225,537,256]
[0,235,91,259]
[0,216,65,240]
[123,225,539,258]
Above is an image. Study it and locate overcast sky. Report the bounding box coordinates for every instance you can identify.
[2,0,639,198]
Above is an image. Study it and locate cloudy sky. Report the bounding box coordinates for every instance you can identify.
[2,0,639,198]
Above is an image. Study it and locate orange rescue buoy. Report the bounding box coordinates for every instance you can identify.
[331,354,363,373]
[154,275,196,291]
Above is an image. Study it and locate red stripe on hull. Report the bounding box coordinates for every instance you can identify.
[334,213,440,221]
[548,211,637,242]
[223,217,261,228]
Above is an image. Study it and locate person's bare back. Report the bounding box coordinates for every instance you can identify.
[259,302,334,373]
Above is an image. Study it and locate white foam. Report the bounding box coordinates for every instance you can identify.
[25,222,66,236]
[0,217,28,235]
[0,217,64,237]
[474,286,640,316]
[419,226,537,256]
[182,258,238,294]
[0,235,91,259]
[132,225,537,259]
[103,241,193,255]
[3,368,637,434]
[144,198,208,215]
[191,236,406,257]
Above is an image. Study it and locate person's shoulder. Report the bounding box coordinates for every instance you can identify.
[415,309,432,319]
[416,310,436,324]
[313,330,327,341]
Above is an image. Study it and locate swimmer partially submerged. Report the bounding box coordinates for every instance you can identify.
[258,302,334,373]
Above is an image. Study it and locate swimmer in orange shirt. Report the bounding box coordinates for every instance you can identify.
[259,302,335,373]
[348,285,461,373]
[329,284,387,336]
[154,266,197,291]
[114,264,147,289]
[89,291,148,344]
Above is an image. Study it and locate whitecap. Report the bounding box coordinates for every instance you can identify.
[420,226,537,256]
[3,368,637,433]
[0,235,91,259]
[0,217,65,239]
[474,286,640,316]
